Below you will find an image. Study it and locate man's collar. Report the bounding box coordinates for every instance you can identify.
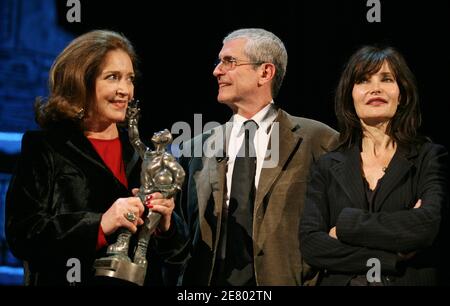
[232,101,276,134]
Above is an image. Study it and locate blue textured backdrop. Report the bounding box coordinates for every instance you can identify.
[0,0,74,285]
[0,0,73,133]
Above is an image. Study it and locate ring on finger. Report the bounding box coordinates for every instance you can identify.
[125,211,136,222]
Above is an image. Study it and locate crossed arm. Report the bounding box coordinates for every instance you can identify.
[300,144,448,273]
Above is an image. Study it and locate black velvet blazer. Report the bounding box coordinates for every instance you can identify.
[5,125,186,285]
[300,142,449,285]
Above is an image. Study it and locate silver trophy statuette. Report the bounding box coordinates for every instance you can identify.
[93,100,185,285]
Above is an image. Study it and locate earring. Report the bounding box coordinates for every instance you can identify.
[76,108,85,120]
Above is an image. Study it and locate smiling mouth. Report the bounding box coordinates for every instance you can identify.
[366,98,387,105]
[111,100,128,108]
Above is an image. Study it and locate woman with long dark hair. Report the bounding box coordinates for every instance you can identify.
[300,46,448,285]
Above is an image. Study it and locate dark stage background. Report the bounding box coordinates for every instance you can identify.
[1,0,449,285]
[56,0,450,150]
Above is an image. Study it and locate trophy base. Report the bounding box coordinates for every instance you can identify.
[94,257,146,286]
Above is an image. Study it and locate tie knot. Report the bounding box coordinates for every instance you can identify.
[243,120,259,129]
[238,120,258,158]
[242,120,259,138]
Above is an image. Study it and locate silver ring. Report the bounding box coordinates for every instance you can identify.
[125,211,136,222]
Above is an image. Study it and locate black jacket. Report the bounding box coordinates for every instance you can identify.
[300,142,449,285]
[5,126,186,285]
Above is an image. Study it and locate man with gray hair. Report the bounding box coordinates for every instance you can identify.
[175,28,339,285]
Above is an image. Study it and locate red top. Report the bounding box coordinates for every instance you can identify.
[88,137,128,188]
[88,137,128,250]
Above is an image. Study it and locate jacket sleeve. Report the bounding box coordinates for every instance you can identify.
[336,144,448,253]
[151,152,192,265]
[5,132,100,264]
[300,159,399,274]
[152,206,190,264]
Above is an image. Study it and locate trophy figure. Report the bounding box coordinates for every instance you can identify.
[94,100,185,285]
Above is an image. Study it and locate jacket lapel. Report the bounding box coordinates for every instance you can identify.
[374,146,416,211]
[199,124,231,249]
[65,130,112,173]
[118,128,140,177]
[255,109,302,211]
[65,127,129,192]
[253,110,303,247]
[208,157,227,250]
[330,146,367,209]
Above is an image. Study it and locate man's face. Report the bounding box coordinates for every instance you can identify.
[213,38,261,106]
